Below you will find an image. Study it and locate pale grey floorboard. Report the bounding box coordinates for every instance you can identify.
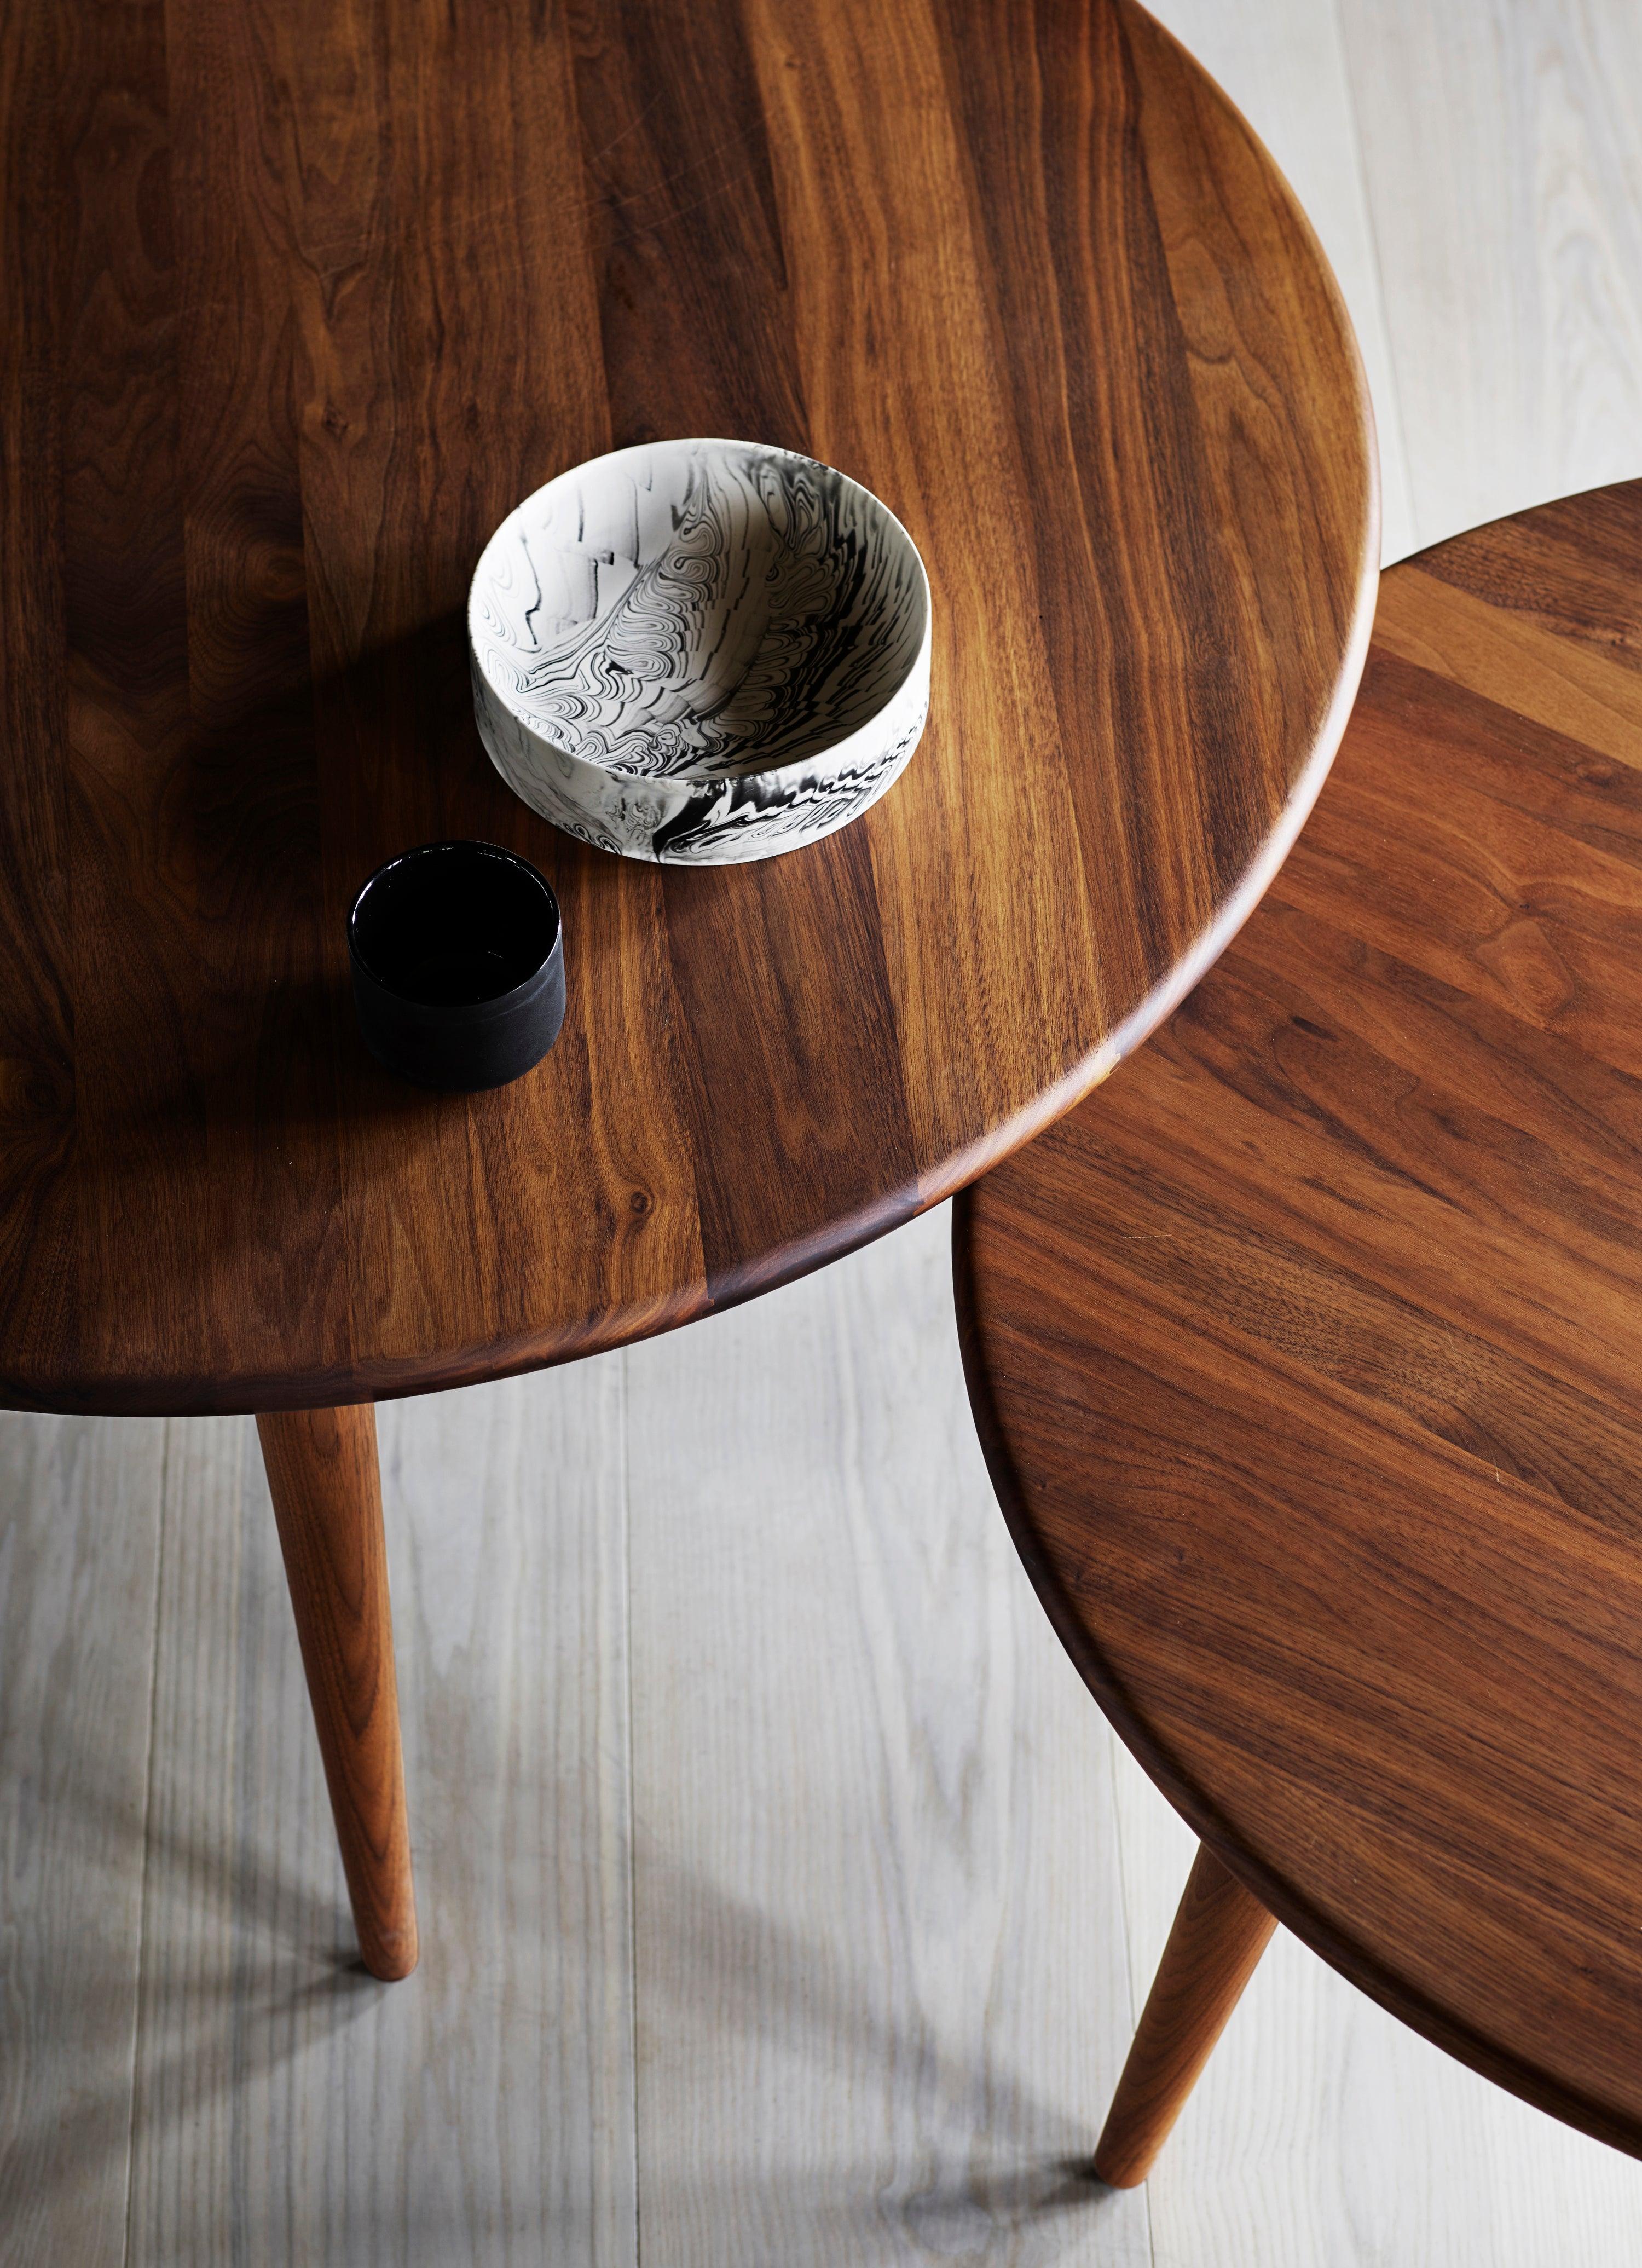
[1146,0,1420,564]
[0,1415,165,2268]
[624,1204,1150,2267]
[124,1374,637,2267]
[1340,0,1642,555]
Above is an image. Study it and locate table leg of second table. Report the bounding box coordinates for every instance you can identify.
[256,1402,419,1981]
[1094,1841,1275,2185]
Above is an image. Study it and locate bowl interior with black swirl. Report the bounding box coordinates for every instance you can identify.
[468,440,932,865]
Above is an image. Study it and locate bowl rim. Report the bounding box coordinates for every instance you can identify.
[466,436,933,788]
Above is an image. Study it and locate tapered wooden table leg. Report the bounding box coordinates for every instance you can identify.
[1094,1842,1274,2187]
[257,1404,418,1981]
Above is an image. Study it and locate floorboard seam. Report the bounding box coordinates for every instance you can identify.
[1331,0,1421,562]
[619,1352,644,2268]
[120,1417,172,2268]
[1105,1724,1160,2264]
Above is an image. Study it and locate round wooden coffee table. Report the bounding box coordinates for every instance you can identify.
[957,481,1642,2177]
[0,0,1374,1976]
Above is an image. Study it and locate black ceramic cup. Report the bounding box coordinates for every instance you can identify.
[348,841,565,1092]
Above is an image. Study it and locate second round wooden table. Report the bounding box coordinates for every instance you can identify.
[0,0,1376,1975]
[957,482,1642,2174]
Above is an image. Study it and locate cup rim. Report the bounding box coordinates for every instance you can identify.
[346,839,562,1007]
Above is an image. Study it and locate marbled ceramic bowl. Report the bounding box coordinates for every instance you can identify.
[467,439,932,865]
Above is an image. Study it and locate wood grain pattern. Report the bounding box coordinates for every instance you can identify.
[1108,1749,1642,2266]
[16,5,1642,2258]
[0,1416,164,2266]
[125,1379,638,2265]
[1146,0,1418,565]
[1093,1843,1276,2186]
[0,0,1376,1417]
[956,480,1642,2161]
[1340,0,1642,557]
[623,1202,1153,2266]
[258,1405,416,1980]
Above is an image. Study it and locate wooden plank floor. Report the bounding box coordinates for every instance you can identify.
[8,2,1642,2259]
[122,1381,637,2266]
